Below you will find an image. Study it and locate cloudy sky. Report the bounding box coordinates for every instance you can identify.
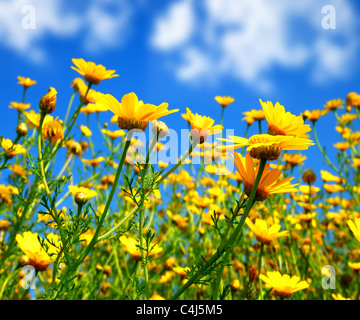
[1,0,359,181]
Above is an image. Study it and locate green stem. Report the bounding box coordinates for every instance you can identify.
[64,90,76,125]
[171,158,267,300]
[53,130,133,299]
[258,243,264,300]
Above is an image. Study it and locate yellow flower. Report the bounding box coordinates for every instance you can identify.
[17,76,36,88]
[16,231,53,271]
[80,102,108,114]
[94,92,178,131]
[1,138,26,158]
[259,271,309,298]
[245,218,289,245]
[302,109,329,122]
[71,58,119,85]
[68,186,97,199]
[348,261,360,271]
[150,293,166,300]
[320,170,344,184]
[80,125,92,137]
[8,102,31,112]
[260,99,311,136]
[0,184,19,206]
[332,293,352,300]
[232,153,298,201]
[214,96,235,108]
[347,218,360,243]
[333,142,350,151]
[42,120,63,146]
[101,129,126,139]
[24,110,53,129]
[242,109,265,122]
[324,98,344,111]
[185,108,223,144]
[119,235,163,260]
[283,153,307,169]
[220,134,314,161]
[82,156,105,167]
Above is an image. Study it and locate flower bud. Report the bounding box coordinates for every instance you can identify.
[152,120,169,139]
[16,123,28,137]
[0,219,11,231]
[302,169,316,185]
[75,191,88,206]
[248,265,258,283]
[39,87,57,114]
[19,255,31,266]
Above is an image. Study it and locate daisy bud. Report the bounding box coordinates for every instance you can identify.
[19,255,31,266]
[75,191,88,206]
[302,169,316,184]
[152,120,169,138]
[39,87,57,114]
[248,265,258,283]
[16,123,28,137]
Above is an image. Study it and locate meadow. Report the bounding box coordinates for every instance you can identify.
[0,58,359,301]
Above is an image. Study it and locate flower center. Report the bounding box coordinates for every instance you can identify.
[267,124,286,136]
[117,117,148,131]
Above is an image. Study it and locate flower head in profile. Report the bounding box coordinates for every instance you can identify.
[347,218,360,243]
[220,134,314,161]
[82,156,105,167]
[245,218,289,245]
[68,185,98,199]
[9,102,31,112]
[259,271,309,298]
[17,76,36,88]
[260,99,311,136]
[120,235,163,261]
[214,96,235,108]
[232,153,298,201]
[302,109,328,122]
[185,108,223,144]
[324,98,344,111]
[94,92,178,131]
[16,231,53,271]
[1,138,26,159]
[71,58,119,85]
[242,109,265,123]
[42,120,63,146]
[24,110,53,129]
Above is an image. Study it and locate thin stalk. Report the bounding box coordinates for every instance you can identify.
[258,243,264,300]
[54,131,133,299]
[171,158,267,300]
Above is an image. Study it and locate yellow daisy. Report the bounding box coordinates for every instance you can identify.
[94,92,178,131]
[232,153,298,201]
[220,134,314,161]
[260,99,311,136]
[71,58,119,85]
[259,271,309,298]
[245,218,289,245]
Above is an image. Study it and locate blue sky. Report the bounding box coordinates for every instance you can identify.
[1,0,360,186]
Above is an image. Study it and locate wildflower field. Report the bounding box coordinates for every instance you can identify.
[0,58,360,302]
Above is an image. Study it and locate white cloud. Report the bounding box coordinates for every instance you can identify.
[150,0,359,90]
[0,0,136,62]
[151,0,195,51]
